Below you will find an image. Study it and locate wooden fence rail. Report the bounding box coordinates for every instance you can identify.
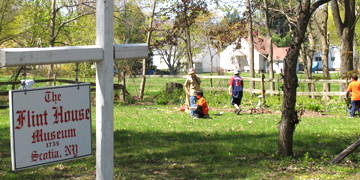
[0,75,348,98]
[145,75,347,97]
[146,75,347,83]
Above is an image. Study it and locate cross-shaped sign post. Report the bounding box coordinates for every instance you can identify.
[0,1,147,179]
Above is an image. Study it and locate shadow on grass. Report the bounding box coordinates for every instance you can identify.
[0,127,358,179]
[114,129,359,179]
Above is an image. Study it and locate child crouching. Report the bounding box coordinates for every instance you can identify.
[190,91,209,119]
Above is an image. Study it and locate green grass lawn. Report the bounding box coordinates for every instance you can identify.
[0,72,354,179]
[0,104,360,179]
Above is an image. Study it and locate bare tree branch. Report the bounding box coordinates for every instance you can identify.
[53,12,95,43]
[268,7,297,26]
[331,0,343,36]
[56,1,95,12]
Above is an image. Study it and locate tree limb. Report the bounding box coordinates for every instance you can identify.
[56,1,95,12]
[268,7,297,27]
[310,0,331,14]
[53,12,95,43]
[330,0,343,37]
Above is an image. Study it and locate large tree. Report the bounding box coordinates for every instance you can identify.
[202,11,245,84]
[331,0,356,76]
[263,0,275,92]
[278,0,331,156]
[164,0,208,69]
[48,0,95,80]
[114,0,147,100]
[156,42,186,74]
[304,23,316,95]
[315,4,330,96]
[139,0,157,100]
[246,0,255,89]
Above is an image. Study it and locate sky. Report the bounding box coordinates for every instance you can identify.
[114,0,245,18]
[212,0,247,18]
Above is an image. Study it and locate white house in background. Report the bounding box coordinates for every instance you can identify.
[153,36,290,74]
[312,45,341,71]
[152,47,222,73]
[152,50,170,70]
[219,37,289,73]
[193,47,221,73]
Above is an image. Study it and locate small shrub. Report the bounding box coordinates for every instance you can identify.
[125,95,136,104]
[206,90,229,107]
[305,102,322,112]
[155,89,184,105]
[264,95,282,110]
[297,96,324,112]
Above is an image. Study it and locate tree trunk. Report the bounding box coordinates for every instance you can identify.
[279,45,299,156]
[186,26,193,68]
[316,4,330,98]
[10,66,25,89]
[184,2,193,70]
[264,0,274,93]
[246,0,255,90]
[278,0,330,156]
[300,44,312,96]
[139,0,157,100]
[210,59,213,87]
[122,71,126,102]
[331,0,355,77]
[116,63,121,100]
[139,61,147,99]
[340,28,354,75]
[48,0,57,85]
[354,33,359,72]
[300,44,307,75]
[306,26,315,97]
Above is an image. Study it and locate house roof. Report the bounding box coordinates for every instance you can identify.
[247,37,289,60]
[273,47,289,60]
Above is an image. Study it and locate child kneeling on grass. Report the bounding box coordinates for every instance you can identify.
[190,90,209,119]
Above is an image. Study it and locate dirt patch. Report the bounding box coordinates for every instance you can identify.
[210,107,276,114]
[299,110,332,118]
[210,107,333,118]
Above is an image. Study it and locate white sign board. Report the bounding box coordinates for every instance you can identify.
[9,84,92,170]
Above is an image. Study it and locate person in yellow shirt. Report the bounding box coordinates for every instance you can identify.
[347,75,360,117]
[184,68,201,116]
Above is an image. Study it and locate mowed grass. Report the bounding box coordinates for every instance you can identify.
[0,73,355,179]
[0,104,360,179]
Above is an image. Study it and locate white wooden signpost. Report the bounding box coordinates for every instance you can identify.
[10,84,92,170]
[0,0,147,179]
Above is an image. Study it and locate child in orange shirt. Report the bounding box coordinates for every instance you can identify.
[190,91,209,119]
[347,75,360,117]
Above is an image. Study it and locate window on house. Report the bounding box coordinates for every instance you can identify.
[236,56,248,66]
[331,57,335,61]
[315,57,322,61]
[194,62,202,72]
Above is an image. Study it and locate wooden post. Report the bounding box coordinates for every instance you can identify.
[340,79,347,101]
[122,71,126,102]
[96,0,114,179]
[261,72,266,105]
[322,81,330,100]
